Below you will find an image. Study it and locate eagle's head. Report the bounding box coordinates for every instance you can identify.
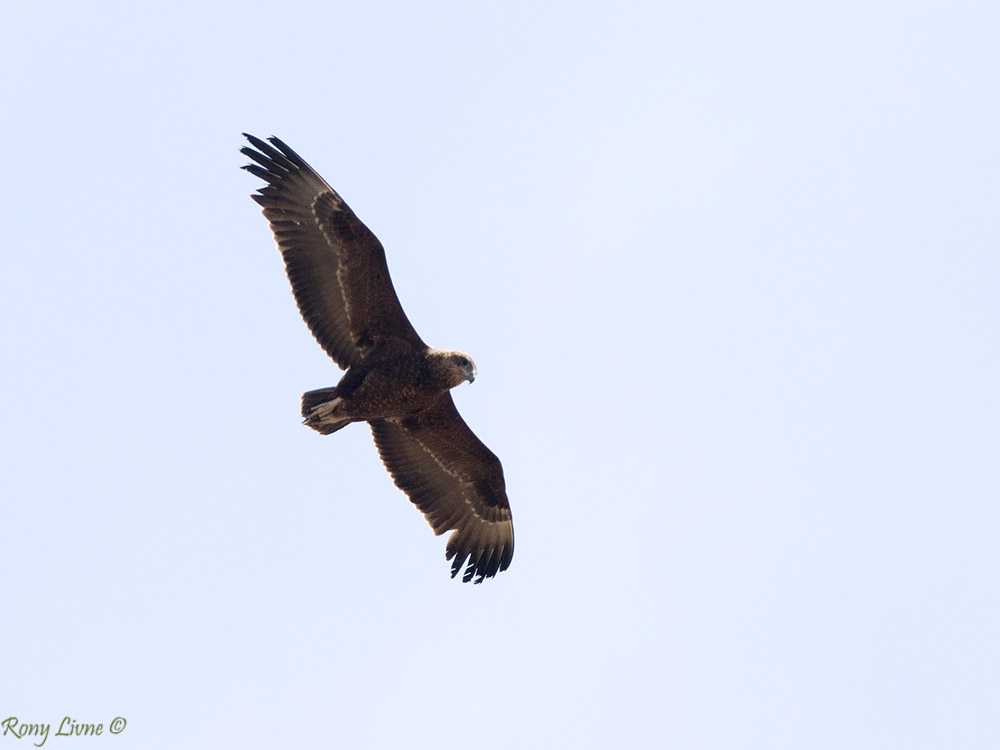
[431,349,477,388]
[455,353,477,384]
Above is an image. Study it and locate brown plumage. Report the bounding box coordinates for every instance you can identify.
[241,134,513,583]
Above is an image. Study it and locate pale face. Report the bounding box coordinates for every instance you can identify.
[430,348,477,386]
[455,354,476,384]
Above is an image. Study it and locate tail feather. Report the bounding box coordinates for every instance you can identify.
[301,387,353,435]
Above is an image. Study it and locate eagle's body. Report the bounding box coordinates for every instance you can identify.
[241,134,513,583]
[301,347,476,434]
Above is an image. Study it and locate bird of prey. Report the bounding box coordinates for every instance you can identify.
[241,134,513,583]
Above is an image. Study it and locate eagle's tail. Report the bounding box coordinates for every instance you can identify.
[301,387,353,435]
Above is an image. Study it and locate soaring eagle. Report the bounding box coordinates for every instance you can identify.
[241,134,513,583]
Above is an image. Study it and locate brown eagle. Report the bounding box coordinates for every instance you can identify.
[241,134,513,583]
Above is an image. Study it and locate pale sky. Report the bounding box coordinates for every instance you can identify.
[3,1,999,748]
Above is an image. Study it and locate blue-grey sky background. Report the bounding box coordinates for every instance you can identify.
[3,1,999,747]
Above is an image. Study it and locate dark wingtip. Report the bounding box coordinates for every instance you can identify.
[447,540,511,584]
[242,132,270,150]
[241,133,310,177]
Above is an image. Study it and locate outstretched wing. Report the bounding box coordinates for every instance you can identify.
[241,134,424,369]
[370,394,514,583]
